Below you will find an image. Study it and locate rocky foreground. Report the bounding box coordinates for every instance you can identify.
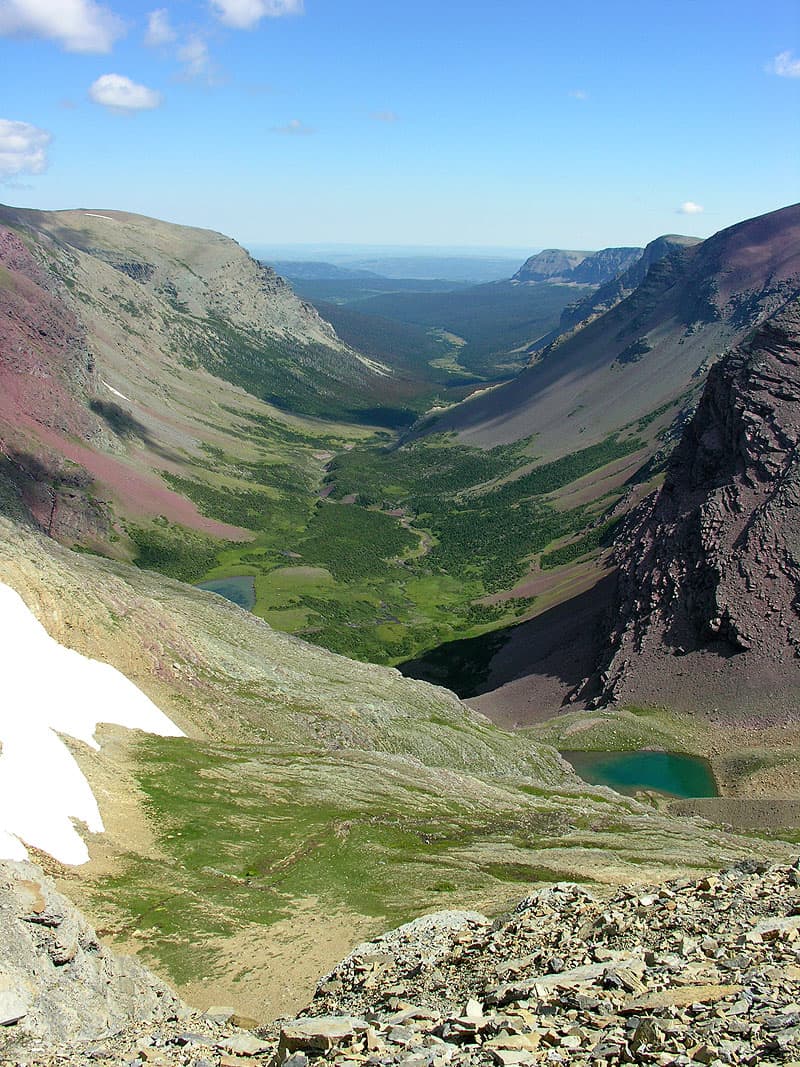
[5,859,800,1067]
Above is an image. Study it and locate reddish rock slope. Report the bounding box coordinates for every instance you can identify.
[592,298,800,721]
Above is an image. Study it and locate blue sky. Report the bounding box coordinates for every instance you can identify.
[0,0,798,250]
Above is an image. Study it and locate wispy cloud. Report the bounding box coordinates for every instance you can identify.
[0,0,125,53]
[678,201,704,215]
[211,0,303,30]
[568,89,588,100]
[89,73,162,111]
[177,34,213,80]
[271,117,314,135]
[0,118,52,177]
[371,110,399,123]
[767,50,800,78]
[145,7,175,46]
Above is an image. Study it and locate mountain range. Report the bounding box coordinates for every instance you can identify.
[1,197,800,1039]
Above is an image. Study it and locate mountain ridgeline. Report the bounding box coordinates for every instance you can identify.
[587,297,800,719]
[425,203,800,457]
[512,245,643,284]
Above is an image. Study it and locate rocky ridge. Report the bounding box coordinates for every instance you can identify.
[513,247,641,286]
[588,297,800,718]
[538,234,701,349]
[428,203,800,454]
[9,858,800,1067]
[0,860,184,1060]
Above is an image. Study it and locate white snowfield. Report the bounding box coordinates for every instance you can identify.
[0,582,185,865]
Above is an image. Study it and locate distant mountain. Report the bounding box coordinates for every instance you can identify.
[541,234,702,345]
[426,204,800,458]
[569,246,643,283]
[269,260,383,280]
[513,246,641,285]
[343,255,525,283]
[513,249,591,281]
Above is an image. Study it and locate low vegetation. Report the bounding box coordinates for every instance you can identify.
[135,413,644,666]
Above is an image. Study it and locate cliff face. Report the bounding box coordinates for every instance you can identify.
[568,245,642,284]
[593,298,800,719]
[0,859,184,1058]
[513,248,590,281]
[548,234,701,342]
[513,246,641,285]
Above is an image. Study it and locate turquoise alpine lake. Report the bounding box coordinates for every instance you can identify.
[560,750,718,798]
[196,575,256,611]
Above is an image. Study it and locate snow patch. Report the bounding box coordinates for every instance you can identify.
[101,380,132,402]
[0,583,184,866]
[83,213,114,221]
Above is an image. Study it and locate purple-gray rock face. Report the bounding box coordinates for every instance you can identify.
[594,299,800,720]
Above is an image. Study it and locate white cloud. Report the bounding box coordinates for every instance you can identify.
[371,110,399,123]
[89,73,162,111]
[271,117,314,135]
[211,0,303,30]
[145,7,175,46]
[767,50,800,78]
[0,0,124,53]
[678,201,704,215]
[0,118,51,177]
[568,89,588,100]
[177,34,211,78]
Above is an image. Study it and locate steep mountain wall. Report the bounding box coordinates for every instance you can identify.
[428,204,800,456]
[544,234,701,343]
[591,298,800,719]
[0,203,400,549]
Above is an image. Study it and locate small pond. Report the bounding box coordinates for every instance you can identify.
[560,749,718,798]
[196,575,256,612]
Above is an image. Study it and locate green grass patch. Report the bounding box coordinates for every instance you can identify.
[127,518,226,583]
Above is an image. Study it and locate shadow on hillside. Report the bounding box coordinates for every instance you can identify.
[398,572,617,705]
[89,400,182,463]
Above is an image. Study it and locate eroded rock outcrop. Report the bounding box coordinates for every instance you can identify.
[0,860,185,1058]
[592,298,800,718]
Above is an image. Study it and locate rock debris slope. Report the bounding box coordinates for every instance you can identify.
[590,298,800,719]
[8,859,800,1066]
[299,859,800,1067]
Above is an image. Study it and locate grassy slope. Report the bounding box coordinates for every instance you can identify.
[0,516,783,1018]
